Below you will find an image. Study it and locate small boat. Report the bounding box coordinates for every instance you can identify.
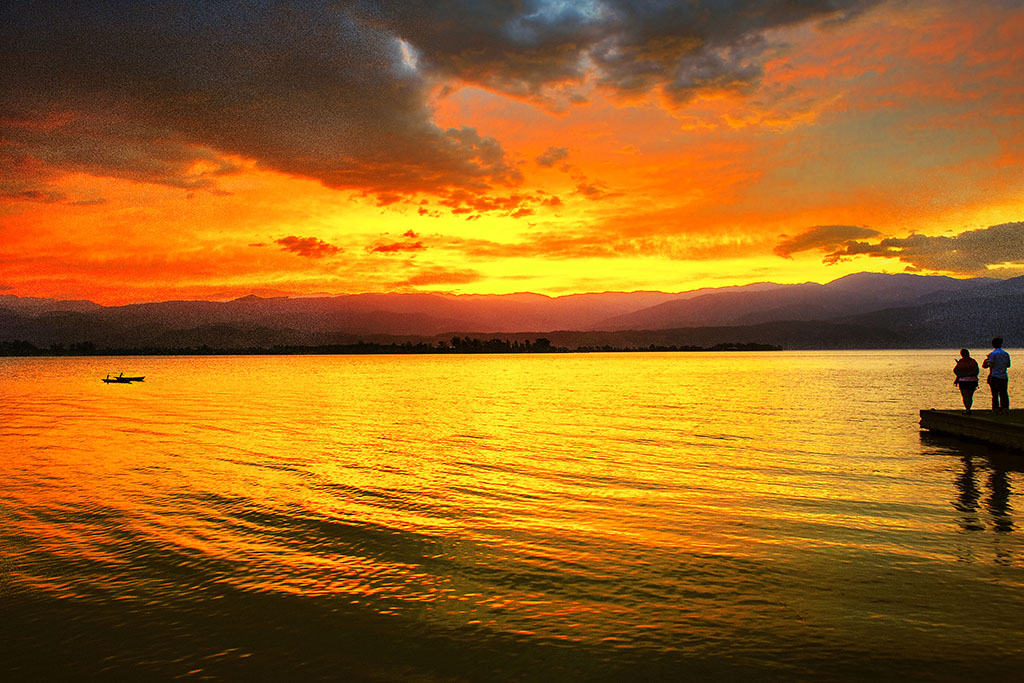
[102,373,145,384]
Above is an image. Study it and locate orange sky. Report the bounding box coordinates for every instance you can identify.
[2,0,1023,305]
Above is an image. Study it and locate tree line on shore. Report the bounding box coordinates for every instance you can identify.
[0,338,782,356]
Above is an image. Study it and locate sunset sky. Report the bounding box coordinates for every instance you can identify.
[2,0,1023,305]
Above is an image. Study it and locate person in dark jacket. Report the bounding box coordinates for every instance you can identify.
[953,348,980,414]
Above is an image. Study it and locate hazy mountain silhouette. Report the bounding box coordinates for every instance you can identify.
[0,295,103,315]
[597,273,1000,330]
[837,275,1024,348]
[2,273,1021,351]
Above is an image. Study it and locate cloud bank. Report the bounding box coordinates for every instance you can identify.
[778,222,1024,276]
[1,0,881,206]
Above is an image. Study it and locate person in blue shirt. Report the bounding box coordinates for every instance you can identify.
[982,337,1011,414]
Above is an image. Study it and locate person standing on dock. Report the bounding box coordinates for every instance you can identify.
[953,349,980,414]
[982,337,1011,414]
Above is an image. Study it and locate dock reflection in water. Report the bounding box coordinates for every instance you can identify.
[925,431,1020,540]
[1,351,1023,681]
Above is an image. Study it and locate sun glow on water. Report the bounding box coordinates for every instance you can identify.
[2,351,1022,679]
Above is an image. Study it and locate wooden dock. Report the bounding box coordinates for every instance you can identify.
[919,409,1024,451]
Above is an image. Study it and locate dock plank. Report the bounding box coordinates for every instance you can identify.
[919,409,1024,451]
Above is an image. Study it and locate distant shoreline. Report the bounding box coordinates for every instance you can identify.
[0,339,782,357]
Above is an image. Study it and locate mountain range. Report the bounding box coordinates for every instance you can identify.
[1,272,1021,351]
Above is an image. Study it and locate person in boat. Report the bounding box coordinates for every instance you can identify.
[982,337,1011,415]
[953,349,980,414]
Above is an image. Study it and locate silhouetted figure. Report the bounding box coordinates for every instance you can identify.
[953,348,980,414]
[982,337,1011,414]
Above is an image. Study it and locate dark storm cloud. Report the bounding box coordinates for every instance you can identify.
[584,0,880,102]
[821,222,1024,275]
[349,1,878,100]
[0,0,520,198]
[774,225,882,258]
[1,0,880,199]
[274,236,343,258]
[345,0,604,97]
[665,35,766,102]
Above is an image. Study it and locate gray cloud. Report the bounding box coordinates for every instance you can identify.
[354,1,882,96]
[347,1,604,98]
[1,1,521,200]
[821,222,1024,275]
[774,225,883,258]
[355,1,882,102]
[665,36,766,103]
[588,1,880,99]
[2,0,882,202]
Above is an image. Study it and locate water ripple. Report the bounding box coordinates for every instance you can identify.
[2,352,1024,680]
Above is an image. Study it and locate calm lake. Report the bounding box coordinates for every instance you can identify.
[2,351,1022,680]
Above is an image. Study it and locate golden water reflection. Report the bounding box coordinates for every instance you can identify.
[2,351,1023,678]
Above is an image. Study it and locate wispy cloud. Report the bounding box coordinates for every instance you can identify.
[0,188,66,203]
[438,190,556,217]
[396,267,481,288]
[369,241,426,254]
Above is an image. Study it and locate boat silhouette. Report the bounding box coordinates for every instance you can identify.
[101,373,145,384]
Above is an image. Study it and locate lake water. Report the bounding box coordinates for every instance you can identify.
[1,351,1022,680]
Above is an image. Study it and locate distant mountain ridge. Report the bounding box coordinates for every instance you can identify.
[1,273,1021,351]
[598,273,1004,329]
[0,294,103,315]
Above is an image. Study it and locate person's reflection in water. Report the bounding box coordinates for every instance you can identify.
[985,467,1014,534]
[931,433,1021,561]
[953,455,985,532]
[951,448,1017,563]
